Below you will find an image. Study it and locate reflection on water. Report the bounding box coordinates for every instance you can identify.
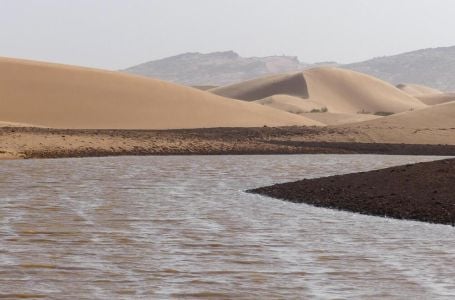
[0,155,454,299]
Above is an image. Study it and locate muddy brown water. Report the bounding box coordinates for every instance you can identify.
[0,155,454,299]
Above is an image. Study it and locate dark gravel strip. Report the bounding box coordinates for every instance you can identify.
[248,158,455,226]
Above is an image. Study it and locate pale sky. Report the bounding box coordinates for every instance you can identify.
[1,0,455,69]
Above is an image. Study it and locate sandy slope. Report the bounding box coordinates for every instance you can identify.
[416,93,455,105]
[302,112,381,126]
[343,102,455,144]
[210,73,309,100]
[253,95,381,125]
[396,83,442,96]
[0,57,322,129]
[211,67,427,114]
[253,95,325,114]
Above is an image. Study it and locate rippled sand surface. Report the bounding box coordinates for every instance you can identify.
[0,155,454,299]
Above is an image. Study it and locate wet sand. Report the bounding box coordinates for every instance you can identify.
[2,126,455,159]
[248,158,455,225]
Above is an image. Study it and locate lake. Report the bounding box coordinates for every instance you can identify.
[0,155,454,299]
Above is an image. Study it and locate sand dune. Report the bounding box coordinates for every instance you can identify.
[210,72,309,101]
[396,84,455,105]
[253,95,381,125]
[211,67,427,114]
[0,57,322,129]
[396,83,442,96]
[343,101,455,144]
[416,93,455,105]
[352,101,455,128]
[303,68,427,114]
[254,95,325,114]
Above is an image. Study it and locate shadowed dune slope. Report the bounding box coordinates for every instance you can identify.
[210,73,309,100]
[396,83,442,96]
[211,67,427,114]
[0,57,322,129]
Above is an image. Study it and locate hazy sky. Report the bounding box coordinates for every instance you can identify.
[1,0,455,69]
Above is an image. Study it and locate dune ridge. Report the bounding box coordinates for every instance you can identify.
[396,83,442,96]
[211,67,427,115]
[0,57,322,129]
[210,72,309,100]
[416,93,455,105]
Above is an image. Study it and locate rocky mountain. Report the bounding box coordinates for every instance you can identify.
[344,46,455,91]
[123,51,309,86]
[123,47,455,91]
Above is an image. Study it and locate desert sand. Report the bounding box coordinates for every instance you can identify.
[343,101,455,144]
[302,112,381,126]
[211,67,427,114]
[253,95,325,114]
[416,93,455,105]
[396,83,442,96]
[253,95,381,125]
[0,57,322,129]
[1,57,454,160]
[395,83,455,105]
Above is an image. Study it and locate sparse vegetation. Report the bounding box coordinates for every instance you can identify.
[374,111,394,116]
[310,107,328,113]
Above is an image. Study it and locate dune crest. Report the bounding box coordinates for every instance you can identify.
[416,93,455,105]
[396,83,442,96]
[211,67,427,114]
[0,57,322,129]
[210,72,309,100]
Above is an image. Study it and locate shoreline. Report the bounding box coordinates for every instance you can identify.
[248,158,455,226]
[2,126,455,160]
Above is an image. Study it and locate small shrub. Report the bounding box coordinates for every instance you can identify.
[310,107,328,113]
[374,111,394,116]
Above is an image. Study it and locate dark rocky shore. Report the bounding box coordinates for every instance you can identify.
[248,158,455,226]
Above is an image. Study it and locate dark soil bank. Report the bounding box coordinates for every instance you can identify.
[4,126,455,159]
[248,158,455,226]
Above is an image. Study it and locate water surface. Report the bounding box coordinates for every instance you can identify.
[0,155,454,299]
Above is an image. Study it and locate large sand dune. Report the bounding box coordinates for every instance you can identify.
[0,57,322,129]
[211,73,309,100]
[396,83,442,96]
[211,67,427,114]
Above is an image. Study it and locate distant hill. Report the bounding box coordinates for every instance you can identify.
[344,46,455,91]
[123,51,309,86]
[123,47,455,91]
